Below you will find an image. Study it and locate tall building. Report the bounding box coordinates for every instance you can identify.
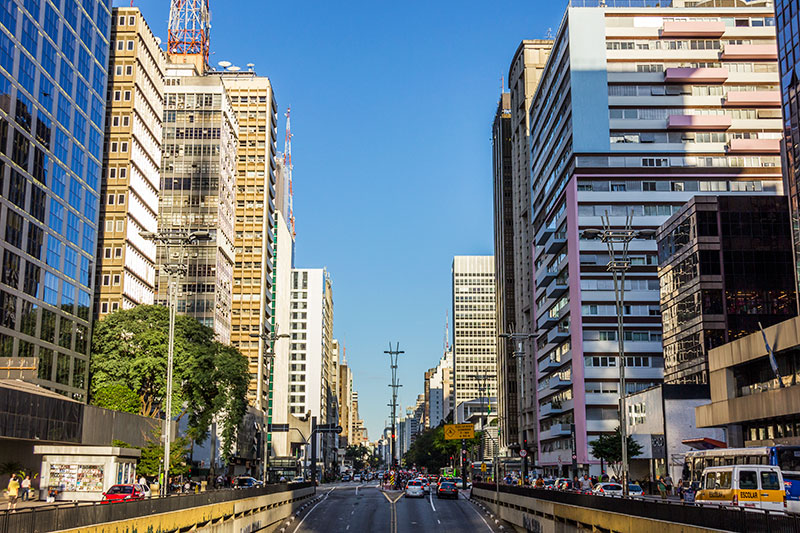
[452,256,497,420]
[492,92,518,449]
[530,1,782,476]
[0,0,112,400]
[504,40,553,453]
[156,62,238,344]
[213,72,278,411]
[95,7,164,317]
[776,0,800,291]
[425,349,453,428]
[658,195,796,384]
[338,352,354,447]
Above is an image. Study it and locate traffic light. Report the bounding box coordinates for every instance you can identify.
[523,437,528,451]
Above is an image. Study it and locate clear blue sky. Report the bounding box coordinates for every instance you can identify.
[118,0,568,441]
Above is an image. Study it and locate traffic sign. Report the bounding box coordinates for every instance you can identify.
[317,424,343,434]
[480,462,487,473]
[444,423,475,440]
[519,449,527,458]
[267,423,289,432]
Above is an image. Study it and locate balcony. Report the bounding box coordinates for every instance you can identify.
[539,402,565,418]
[535,224,556,246]
[728,138,781,154]
[724,90,781,107]
[545,231,567,255]
[549,375,571,390]
[546,278,569,300]
[585,393,619,406]
[538,312,560,330]
[586,419,618,433]
[536,267,558,289]
[661,20,725,38]
[540,423,572,440]
[664,67,728,83]
[547,326,570,345]
[721,44,777,61]
[667,114,732,130]
[539,356,564,374]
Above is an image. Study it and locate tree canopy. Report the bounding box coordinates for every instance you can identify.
[344,444,371,471]
[89,305,249,463]
[402,425,482,473]
[589,426,643,476]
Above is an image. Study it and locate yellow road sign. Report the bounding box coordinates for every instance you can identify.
[480,462,487,473]
[443,423,475,440]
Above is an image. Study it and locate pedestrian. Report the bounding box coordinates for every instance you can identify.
[5,474,20,511]
[580,474,593,492]
[657,476,667,500]
[665,473,673,496]
[535,475,545,489]
[279,476,287,483]
[184,480,191,493]
[138,475,146,486]
[20,475,30,502]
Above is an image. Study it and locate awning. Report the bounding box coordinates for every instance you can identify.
[682,438,727,450]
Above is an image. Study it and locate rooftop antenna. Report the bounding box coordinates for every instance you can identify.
[444,310,450,352]
[167,0,211,72]
[283,108,295,237]
[545,27,554,39]
[501,75,505,93]
[246,62,255,71]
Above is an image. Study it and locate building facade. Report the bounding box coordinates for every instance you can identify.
[95,7,164,317]
[157,63,238,344]
[452,256,497,419]
[658,195,796,384]
[0,0,112,400]
[530,2,782,476]
[505,40,553,453]
[216,72,279,411]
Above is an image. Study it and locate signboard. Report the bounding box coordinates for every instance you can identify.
[652,434,666,459]
[317,424,343,434]
[519,449,528,458]
[267,423,289,432]
[481,462,487,473]
[444,423,475,440]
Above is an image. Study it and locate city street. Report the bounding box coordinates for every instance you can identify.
[279,483,506,533]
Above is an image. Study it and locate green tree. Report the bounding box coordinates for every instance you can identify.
[345,445,371,471]
[403,426,482,473]
[112,433,191,477]
[89,305,249,464]
[589,427,643,476]
[93,383,141,414]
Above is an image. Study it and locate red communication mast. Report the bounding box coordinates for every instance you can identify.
[167,0,211,70]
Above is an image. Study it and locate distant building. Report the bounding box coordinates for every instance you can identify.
[696,315,800,448]
[452,256,497,420]
[657,195,796,384]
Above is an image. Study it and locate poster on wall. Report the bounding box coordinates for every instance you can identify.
[49,464,104,492]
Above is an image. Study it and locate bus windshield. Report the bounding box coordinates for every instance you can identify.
[777,448,800,472]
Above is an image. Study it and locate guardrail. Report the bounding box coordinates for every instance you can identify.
[0,482,313,533]
[471,483,799,533]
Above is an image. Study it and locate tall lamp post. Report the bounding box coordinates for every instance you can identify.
[141,229,211,496]
[499,332,535,481]
[250,323,290,483]
[385,342,403,475]
[581,213,655,495]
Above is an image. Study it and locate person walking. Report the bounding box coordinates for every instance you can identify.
[6,474,20,511]
[20,475,30,502]
[657,476,667,500]
[665,473,673,496]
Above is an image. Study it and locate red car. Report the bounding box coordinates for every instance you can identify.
[101,484,146,503]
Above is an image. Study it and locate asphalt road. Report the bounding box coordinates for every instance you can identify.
[279,482,507,533]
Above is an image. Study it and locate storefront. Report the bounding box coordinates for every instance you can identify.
[34,445,142,501]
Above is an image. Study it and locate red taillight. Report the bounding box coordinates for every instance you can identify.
[732,493,738,506]
[599,488,604,493]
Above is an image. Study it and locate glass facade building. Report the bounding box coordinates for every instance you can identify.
[0,0,111,400]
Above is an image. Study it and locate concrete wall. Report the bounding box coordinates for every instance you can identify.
[82,405,166,448]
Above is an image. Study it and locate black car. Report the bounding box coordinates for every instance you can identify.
[437,481,459,499]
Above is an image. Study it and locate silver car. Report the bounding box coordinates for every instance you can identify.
[405,479,425,498]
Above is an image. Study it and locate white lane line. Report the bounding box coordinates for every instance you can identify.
[429,492,436,512]
[356,486,359,496]
[292,488,335,533]
[437,519,441,524]
[465,499,495,533]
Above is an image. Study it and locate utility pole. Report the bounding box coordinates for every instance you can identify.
[310,416,317,485]
[582,213,655,494]
[141,230,211,496]
[385,342,404,478]
[499,332,535,483]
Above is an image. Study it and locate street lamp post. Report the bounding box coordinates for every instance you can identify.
[250,324,290,483]
[582,213,655,495]
[141,230,211,496]
[499,332,535,482]
[385,343,403,476]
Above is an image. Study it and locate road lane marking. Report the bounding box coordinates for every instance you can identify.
[464,499,495,532]
[292,488,335,533]
[429,492,436,512]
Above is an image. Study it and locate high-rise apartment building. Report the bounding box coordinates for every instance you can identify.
[156,63,238,344]
[452,256,497,419]
[658,195,796,384]
[776,0,800,290]
[212,72,278,411]
[500,40,552,453]
[425,349,453,429]
[338,353,353,447]
[530,1,782,476]
[0,0,111,400]
[95,7,164,318]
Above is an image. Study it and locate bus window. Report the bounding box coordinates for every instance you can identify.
[761,471,780,490]
[704,472,717,490]
[739,470,758,490]
[719,470,732,489]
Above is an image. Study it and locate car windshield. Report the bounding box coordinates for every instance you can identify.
[107,485,133,494]
[629,484,642,491]
[604,484,622,490]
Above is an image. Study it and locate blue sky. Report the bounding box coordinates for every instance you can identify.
[119,0,568,441]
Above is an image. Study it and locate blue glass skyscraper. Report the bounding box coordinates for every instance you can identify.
[0,0,110,400]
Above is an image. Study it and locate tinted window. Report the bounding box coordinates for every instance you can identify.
[107,485,133,494]
[761,471,780,490]
[605,484,622,490]
[408,481,421,486]
[739,470,758,490]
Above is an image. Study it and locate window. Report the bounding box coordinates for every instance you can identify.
[127,40,134,50]
[123,91,130,101]
[102,274,109,286]
[114,247,122,258]
[104,247,111,259]
[101,302,108,313]
[112,274,120,286]
[739,470,758,490]
[761,471,780,490]
[125,65,132,76]
[128,16,135,26]
[120,142,128,152]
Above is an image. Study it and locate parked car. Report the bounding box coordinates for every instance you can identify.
[102,484,147,503]
[628,483,644,496]
[291,476,306,483]
[353,474,362,482]
[135,483,152,498]
[437,481,459,499]
[592,483,623,497]
[235,476,263,489]
[341,474,351,482]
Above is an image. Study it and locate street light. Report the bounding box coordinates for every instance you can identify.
[581,212,655,495]
[141,229,211,496]
[499,332,535,481]
[250,323,290,482]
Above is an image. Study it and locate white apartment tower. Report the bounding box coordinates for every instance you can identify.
[452,256,497,420]
[530,1,781,476]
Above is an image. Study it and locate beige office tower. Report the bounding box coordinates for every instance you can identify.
[96,8,165,317]
[452,256,498,419]
[338,355,354,447]
[209,72,279,411]
[157,63,238,343]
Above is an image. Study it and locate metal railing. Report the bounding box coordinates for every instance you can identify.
[0,482,313,533]
[472,483,799,533]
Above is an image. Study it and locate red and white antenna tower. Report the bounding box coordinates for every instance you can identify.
[283,108,295,237]
[167,0,211,71]
[444,311,450,352]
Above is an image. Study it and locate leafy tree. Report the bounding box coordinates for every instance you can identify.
[93,383,141,414]
[89,305,249,463]
[403,425,482,473]
[345,445,371,471]
[112,433,191,477]
[589,427,643,477]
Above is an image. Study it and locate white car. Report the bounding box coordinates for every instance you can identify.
[135,483,151,498]
[405,479,425,498]
[353,474,362,482]
[592,482,623,497]
[628,483,644,496]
